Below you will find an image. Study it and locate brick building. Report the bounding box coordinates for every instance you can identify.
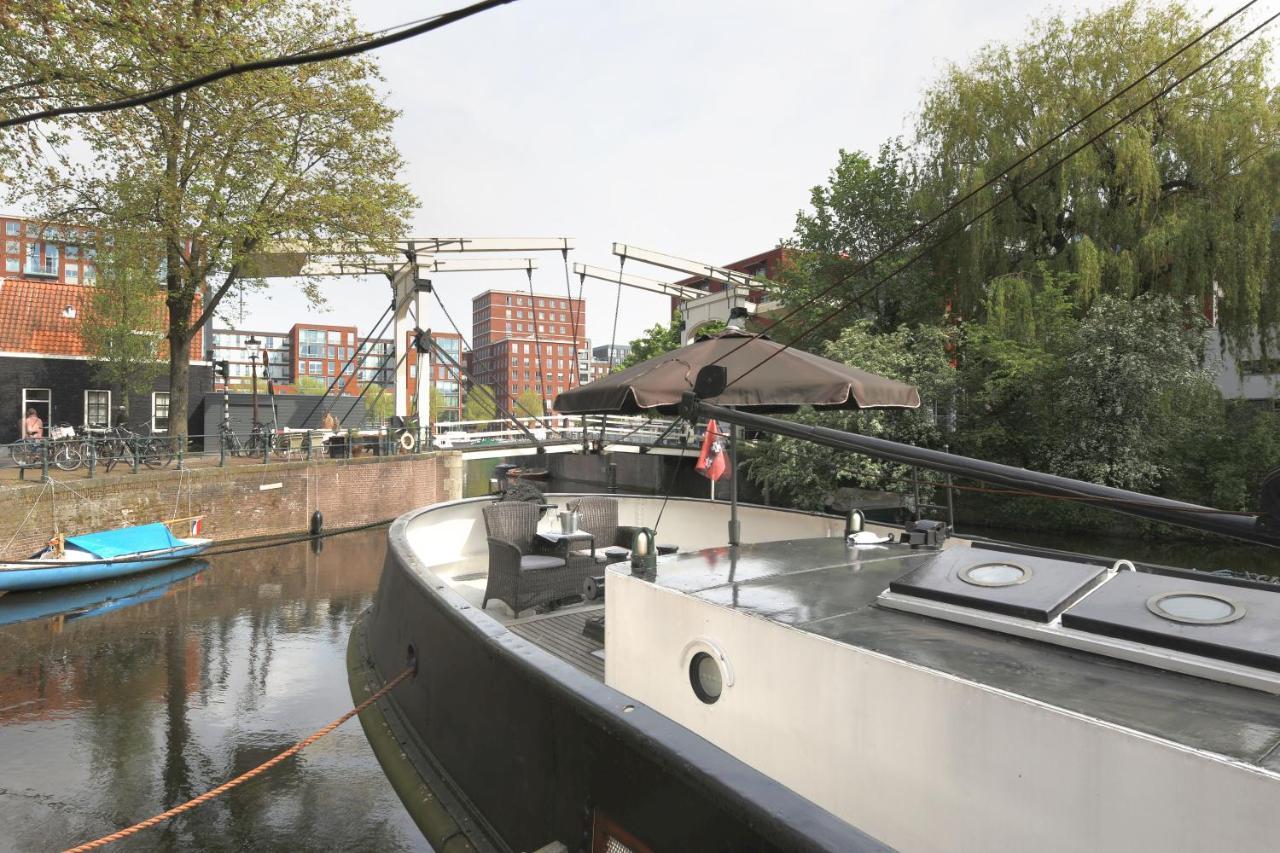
[0,212,98,286]
[0,278,207,442]
[209,322,467,422]
[468,289,587,415]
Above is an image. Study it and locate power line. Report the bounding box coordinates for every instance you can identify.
[724,3,1279,392]
[707,0,1263,385]
[0,0,520,129]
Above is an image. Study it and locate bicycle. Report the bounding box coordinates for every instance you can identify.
[48,424,82,471]
[10,437,42,468]
[244,422,274,458]
[99,423,174,471]
[220,421,247,457]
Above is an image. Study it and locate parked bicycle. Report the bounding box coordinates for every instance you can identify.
[220,420,248,457]
[99,423,174,472]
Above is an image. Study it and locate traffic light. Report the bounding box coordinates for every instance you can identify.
[215,360,230,380]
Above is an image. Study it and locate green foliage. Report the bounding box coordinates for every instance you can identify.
[776,142,935,337]
[293,377,329,395]
[463,385,497,425]
[515,388,545,419]
[746,322,957,510]
[914,1,1280,356]
[619,314,683,370]
[0,0,416,437]
[362,383,393,423]
[79,236,166,420]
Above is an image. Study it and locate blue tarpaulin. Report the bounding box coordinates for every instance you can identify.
[65,523,181,559]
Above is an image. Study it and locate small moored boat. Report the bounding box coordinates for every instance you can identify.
[0,521,212,592]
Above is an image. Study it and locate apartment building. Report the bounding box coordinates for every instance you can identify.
[469,289,587,415]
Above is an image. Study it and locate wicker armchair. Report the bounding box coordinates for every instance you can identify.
[567,497,643,564]
[481,501,579,616]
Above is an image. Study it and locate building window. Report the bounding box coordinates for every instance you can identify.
[21,388,51,434]
[83,265,95,283]
[5,258,17,273]
[152,392,170,433]
[66,245,79,258]
[4,239,16,254]
[65,264,79,283]
[84,390,110,428]
[4,222,18,236]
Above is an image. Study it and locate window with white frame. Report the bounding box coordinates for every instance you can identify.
[4,222,18,236]
[84,390,110,427]
[21,388,50,435]
[151,392,170,433]
[5,258,17,273]
[65,264,79,283]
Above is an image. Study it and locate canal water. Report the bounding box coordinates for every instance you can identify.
[0,526,429,853]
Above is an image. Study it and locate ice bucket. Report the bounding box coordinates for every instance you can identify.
[558,510,580,534]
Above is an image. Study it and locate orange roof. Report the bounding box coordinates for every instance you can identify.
[0,279,202,359]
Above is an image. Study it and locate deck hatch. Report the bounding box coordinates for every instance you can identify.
[888,548,1107,623]
[1061,572,1280,673]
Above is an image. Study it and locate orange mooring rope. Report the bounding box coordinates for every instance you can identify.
[63,666,414,853]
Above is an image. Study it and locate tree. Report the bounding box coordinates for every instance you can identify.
[293,377,329,395]
[775,142,935,338]
[0,1,415,439]
[362,383,393,424]
[515,388,545,419]
[462,385,497,426]
[80,236,166,421]
[619,314,683,370]
[746,322,958,510]
[915,1,1280,355]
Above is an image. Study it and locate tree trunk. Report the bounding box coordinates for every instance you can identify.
[168,325,191,441]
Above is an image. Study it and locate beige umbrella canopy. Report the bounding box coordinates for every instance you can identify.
[553,328,921,415]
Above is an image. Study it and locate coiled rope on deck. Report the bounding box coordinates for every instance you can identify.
[62,665,415,852]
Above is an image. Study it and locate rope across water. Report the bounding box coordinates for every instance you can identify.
[62,665,415,852]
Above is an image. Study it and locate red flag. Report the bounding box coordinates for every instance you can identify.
[696,419,730,481]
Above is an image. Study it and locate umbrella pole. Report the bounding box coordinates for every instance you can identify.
[729,421,740,547]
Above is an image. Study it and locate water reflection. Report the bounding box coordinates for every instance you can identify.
[0,527,428,853]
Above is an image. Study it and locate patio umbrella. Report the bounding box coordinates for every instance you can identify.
[553,326,921,544]
[554,328,920,415]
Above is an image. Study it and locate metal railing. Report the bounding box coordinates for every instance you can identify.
[0,414,690,482]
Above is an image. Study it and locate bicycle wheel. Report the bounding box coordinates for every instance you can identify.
[53,442,82,471]
[143,438,173,468]
[101,439,124,472]
[11,440,39,467]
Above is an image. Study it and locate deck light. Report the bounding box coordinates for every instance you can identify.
[630,528,657,576]
[1147,592,1245,625]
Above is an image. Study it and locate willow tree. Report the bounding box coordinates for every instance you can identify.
[0,1,414,438]
[915,1,1280,355]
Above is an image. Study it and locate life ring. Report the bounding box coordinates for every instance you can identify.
[398,431,417,452]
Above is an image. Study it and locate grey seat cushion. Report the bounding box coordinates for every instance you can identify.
[520,554,566,571]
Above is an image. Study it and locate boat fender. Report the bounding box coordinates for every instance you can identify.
[310,510,324,537]
[1261,468,1280,531]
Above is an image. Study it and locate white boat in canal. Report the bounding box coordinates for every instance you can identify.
[350,487,1280,853]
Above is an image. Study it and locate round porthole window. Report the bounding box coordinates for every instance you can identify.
[689,652,723,704]
[960,562,1031,588]
[1147,592,1245,625]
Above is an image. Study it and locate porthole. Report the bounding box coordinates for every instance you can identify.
[1147,591,1245,625]
[689,652,723,704]
[960,562,1031,588]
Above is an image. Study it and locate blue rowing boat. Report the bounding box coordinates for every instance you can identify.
[0,522,212,592]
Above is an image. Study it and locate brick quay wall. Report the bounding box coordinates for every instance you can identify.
[0,452,463,560]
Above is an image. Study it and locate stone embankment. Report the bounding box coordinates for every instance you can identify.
[0,452,463,560]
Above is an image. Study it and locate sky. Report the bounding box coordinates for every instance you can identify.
[230,0,1172,350]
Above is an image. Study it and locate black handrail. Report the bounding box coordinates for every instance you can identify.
[684,395,1280,549]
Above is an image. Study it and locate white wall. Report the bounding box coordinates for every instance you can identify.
[606,572,1280,853]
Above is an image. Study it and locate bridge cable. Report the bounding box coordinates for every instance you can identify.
[560,242,584,390]
[525,261,549,419]
[300,299,395,429]
[62,665,416,852]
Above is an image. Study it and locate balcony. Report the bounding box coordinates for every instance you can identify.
[24,260,59,278]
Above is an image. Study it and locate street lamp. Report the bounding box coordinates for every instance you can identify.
[245,336,261,426]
